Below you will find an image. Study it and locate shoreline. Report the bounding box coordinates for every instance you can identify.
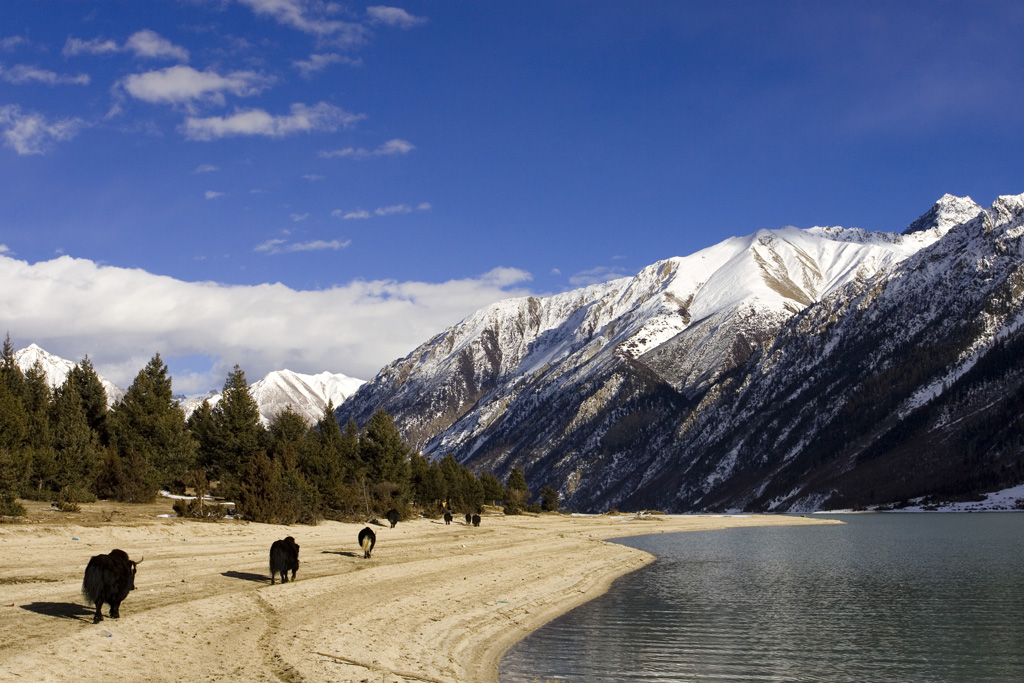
[0,508,839,682]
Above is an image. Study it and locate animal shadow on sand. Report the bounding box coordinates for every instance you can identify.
[21,602,95,622]
[221,571,271,584]
[322,550,361,558]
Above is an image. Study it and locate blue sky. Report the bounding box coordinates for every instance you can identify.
[2,0,1023,392]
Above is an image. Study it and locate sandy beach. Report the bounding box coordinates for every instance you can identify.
[0,502,838,683]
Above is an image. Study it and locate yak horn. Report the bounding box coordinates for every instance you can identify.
[135,556,144,565]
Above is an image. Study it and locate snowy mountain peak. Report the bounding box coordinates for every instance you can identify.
[178,368,365,426]
[251,368,365,426]
[14,344,125,406]
[337,189,1024,514]
[903,193,984,236]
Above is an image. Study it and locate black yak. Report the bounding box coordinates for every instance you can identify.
[359,527,376,559]
[269,536,300,585]
[386,508,399,528]
[81,549,142,624]
[465,512,472,525]
[472,514,481,527]
[443,511,452,525]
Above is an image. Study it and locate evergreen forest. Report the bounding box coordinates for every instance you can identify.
[0,336,553,523]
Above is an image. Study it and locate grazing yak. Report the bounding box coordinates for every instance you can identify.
[269,536,300,585]
[81,549,142,624]
[465,512,472,525]
[443,511,452,525]
[472,514,481,527]
[386,508,400,528]
[359,527,376,559]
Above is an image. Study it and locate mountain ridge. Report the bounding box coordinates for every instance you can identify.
[336,192,1024,512]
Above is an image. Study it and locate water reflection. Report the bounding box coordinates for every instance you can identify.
[501,514,1024,683]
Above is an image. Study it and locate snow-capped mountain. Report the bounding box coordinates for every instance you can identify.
[179,369,364,426]
[14,343,126,406]
[337,193,1023,512]
[13,343,363,427]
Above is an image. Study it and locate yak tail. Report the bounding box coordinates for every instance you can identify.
[81,558,100,604]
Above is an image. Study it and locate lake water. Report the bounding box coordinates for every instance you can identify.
[501,514,1024,683]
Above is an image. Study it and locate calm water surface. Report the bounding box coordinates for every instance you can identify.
[501,514,1024,683]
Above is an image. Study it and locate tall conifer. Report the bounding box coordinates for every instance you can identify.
[199,365,265,483]
[69,356,109,443]
[50,373,99,495]
[107,353,196,501]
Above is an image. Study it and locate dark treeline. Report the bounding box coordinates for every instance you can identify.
[0,336,557,522]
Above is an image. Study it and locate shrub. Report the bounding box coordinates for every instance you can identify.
[172,497,227,520]
[53,485,96,512]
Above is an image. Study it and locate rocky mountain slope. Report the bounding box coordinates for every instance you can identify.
[336,193,1023,512]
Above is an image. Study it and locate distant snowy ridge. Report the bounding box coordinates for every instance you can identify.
[14,343,125,407]
[13,343,363,426]
[178,368,365,426]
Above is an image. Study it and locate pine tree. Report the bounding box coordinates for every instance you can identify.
[339,418,361,481]
[106,353,197,501]
[50,373,99,496]
[480,470,505,506]
[302,402,340,487]
[238,450,318,524]
[68,356,109,443]
[0,379,28,458]
[0,332,25,400]
[504,466,530,515]
[540,485,560,512]
[22,360,55,497]
[410,453,448,511]
[360,409,411,485]
[0,448,26,517]
[199,365,265,485]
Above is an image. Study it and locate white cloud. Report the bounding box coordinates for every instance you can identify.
[287,239,348,252]
[366,6,428,29]
[64,31,189,61]
[0,65,90,86]
[0,251,534,384]
[375,204,412,216]
[0,244,10,254]
[63,37,120,56]
[293,52,360,77]
[302,174,325,181]
[254,238,286,253]
[125,30,190,61]
[1,36,29,51]
[319,137,414,159]
[0,105,86,155]
[290,213,309,222]
[194,163,219,173]
[334,209,370,220]
[237,0,368,46]
[568,266,628,287]
[181,102,364,140]
[332,202,428,220]
[205,190,225,199]
[123,65,271,106]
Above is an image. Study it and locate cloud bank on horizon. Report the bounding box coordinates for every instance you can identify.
[2,1,1023,394]
[0,250,532,392]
